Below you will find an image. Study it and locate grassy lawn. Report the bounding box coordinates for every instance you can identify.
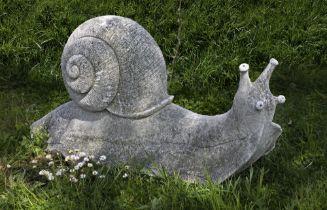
[0,0,326,209]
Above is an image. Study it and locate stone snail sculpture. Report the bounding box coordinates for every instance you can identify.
[32,15,285,182]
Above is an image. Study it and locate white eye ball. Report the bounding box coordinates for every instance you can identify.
[256,101,264,110]
[277,95,286,104]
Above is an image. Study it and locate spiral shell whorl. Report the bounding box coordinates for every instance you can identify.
[62,37,120,111]
[65,55,94,94]
[62,16,172,117]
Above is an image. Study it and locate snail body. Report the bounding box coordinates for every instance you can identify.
[32,16,285,182]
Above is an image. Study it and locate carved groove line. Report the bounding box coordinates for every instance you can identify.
[62,36,120,111]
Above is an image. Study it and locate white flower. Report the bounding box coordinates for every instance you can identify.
[71,155,80,161]
[87,163,93,168]
[55,170,63,176]
[55,168,66,176]
[68,155,74,161]
[89,155,95,160]
[31,159,38,164]
[68,150,74,154]
[83,157,89,162]
[69,169,75,173]
[47,173,54,181]
[48,161,54,166]
[32,165,37,169]
[6,164,11,168]
[39,170,49,176]
[125,165,130,170]
[99,175,105,179]
[66,154,80,161]
[45,154,52,160]
[80,174,86,179]
[39,170,54,181]
[92,170,98,176]
[59,168,67,172]
[122,173,128,178]
[99,155,107,161]
[79,152,87,157]
[74,162,85,171]
[96,161,100,165]
[69,175,78,183]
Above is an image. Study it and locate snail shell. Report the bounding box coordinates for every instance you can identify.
[61,16,173,118]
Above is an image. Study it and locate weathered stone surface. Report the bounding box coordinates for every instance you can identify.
[31,15,285,182]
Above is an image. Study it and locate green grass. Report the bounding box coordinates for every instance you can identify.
[0,0,327,209]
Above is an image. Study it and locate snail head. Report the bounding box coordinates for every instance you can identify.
[230,58,285,154]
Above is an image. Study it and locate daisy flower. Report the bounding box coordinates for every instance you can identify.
[99,155,107,161]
